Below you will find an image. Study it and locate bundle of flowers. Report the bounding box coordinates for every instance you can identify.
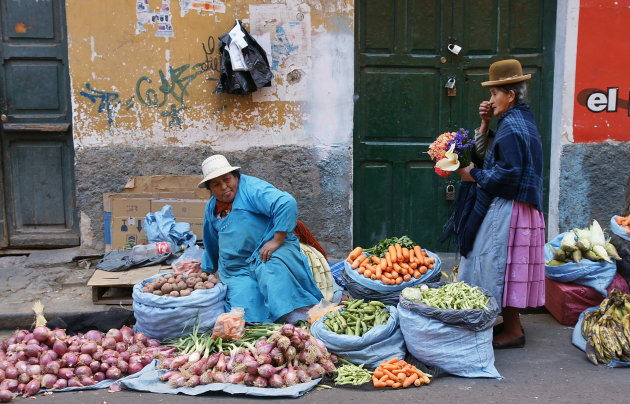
[427,128,475,177]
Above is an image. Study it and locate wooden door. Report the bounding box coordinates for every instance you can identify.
[354,0,555,250]
[0,0,78,248]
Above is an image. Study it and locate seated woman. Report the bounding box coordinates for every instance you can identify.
[199,154,323,323]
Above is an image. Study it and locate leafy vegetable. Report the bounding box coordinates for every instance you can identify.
[363,236,416,258]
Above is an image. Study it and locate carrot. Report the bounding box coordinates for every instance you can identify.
[419,266,428,274]
[408,249,415,263]
[348,247,363,262]
[410,262,418,269]
[395,277,403,285]
[413,270,421,279]
[374,370,384,379]
[380,258,388,271]
[397,372,406,381]
[382,369,398,380]
[386,357,399,364]
[371,256,380,265]
[401,247,410,260]
[373,381,387,388]
[383,364,398,371]
[403,274,411,282]
[392,382,402,389]
[403,373,418,388]
[358,267,365,274]
[400,262,410,270]
[413,245,423,258]
[413,378,423,387]
[395,244,403,261]
[388,246,397,263]
[393,263,402,273]
[385,252,393,268]
[428,264,434,269]
[364,269,372,278]
[351,254,367,269]
[385,379,395,386]
[375,266,382,278]
[400,268,409,276]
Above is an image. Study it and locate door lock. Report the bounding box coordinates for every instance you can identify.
[445,77,457,97]
[445,184,455,201]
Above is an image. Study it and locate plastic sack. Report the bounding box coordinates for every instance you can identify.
[310,306,406,369]
[341,250,442,305]
[572,307,630,368]
[143,205,197,249]
[611,215,630,242]
[545,232,617,296]
[172,245,204,274]
[133,273,226,341]
[306,299,340,324]
[211,307,246,340]
[397,281,501,379]
[118,360,321,398]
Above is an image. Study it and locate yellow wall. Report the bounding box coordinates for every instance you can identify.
[66,0,354,149]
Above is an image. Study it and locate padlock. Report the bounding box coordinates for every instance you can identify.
[447,87,457,97]
[445,184,455,201]
[444,77,456,89]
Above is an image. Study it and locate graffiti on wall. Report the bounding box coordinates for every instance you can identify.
[179,0,226,16]
[573,0,630,142]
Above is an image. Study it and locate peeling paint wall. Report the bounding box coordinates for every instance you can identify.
[66,0,354,257]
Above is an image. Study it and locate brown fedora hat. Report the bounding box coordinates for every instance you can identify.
[481,59,531,87]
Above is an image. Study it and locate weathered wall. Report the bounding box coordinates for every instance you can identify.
[66,1,354,258]
[558,143,630,232]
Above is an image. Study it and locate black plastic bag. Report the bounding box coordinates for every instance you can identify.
[215,21,273,95]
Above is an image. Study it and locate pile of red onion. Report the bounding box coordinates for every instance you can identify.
[159,323,337,389]
[0,326,175,401]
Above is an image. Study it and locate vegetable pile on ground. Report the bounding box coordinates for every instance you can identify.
[323,300,389,336]
[615,214,630,234]
[0,326,175,401]
[372,358,431,389]
[581,289,630,365]
[334,359,372,385]
[159,323,337,388]
[346,236,436,285]
[141,272,220,297]
[547,220,622,265]
[402,282,489,310]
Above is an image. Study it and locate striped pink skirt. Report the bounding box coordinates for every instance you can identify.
[502,201,546,308]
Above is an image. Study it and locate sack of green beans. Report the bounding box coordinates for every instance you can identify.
[397,282,501,379]
[310,300,406,369]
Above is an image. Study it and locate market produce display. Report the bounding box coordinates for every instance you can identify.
[334,359,373,385]
[581,289,630,365]
[141,272,220,297]
[371,357,431,389]
[346,236,436,285]
[0,326,175,400]
[547,220,622,265]
[615,214,630,234]
[159,323,337,388]
[322,300,389,336]
[401,282,489,310]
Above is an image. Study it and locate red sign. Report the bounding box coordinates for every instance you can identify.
[573,0,630,142]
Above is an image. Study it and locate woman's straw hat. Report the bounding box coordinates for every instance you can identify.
[481,59,531,87]
[198,155,240,188]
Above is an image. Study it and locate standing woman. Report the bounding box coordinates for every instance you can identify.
[199,155,323,323]
[455,59,546,349]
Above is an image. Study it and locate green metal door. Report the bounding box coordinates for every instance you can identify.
[0,0,78,248]
[354,0,555,250]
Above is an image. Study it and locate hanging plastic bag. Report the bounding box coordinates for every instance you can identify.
[306,299,341,324]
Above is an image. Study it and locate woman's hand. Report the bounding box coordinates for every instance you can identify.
[479,100,493,133]
[456,163,476,182]
[259,232,286,262]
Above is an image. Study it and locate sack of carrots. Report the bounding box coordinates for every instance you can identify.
[344,236,442,290]
[611,214,630,240]
[372,357,432,389]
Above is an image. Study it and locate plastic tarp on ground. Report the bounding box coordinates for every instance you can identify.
[572,307,630,368]
[341,250,442,306]
[133,273,227,341]
[545,232,617,296]
[397,282,501,379]
[310,306,406,369]
[118,360,321,398]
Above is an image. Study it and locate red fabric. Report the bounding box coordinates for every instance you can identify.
[544,273,630,326]
[293,220,327,260]
[214,200,232,217]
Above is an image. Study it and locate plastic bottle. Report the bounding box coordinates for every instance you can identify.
[131,241,180,259]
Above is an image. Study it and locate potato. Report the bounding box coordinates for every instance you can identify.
[199,272,208,281]
[161,282,173,294]
[153,290,163,296]
[179,289,191,297]
[177,281,187,291]
[194,282,205,290]
[145,284,155,293]
[204,281,215,289]
[169,291,180,297]
[142,286,151,293]
[186,277,197,288]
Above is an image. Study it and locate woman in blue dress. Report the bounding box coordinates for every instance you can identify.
[198,154,323,323]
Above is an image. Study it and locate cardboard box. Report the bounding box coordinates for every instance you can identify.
[151,199,207,220]
[123,175,208,199]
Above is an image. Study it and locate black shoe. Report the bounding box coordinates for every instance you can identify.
[492,333,526,349]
